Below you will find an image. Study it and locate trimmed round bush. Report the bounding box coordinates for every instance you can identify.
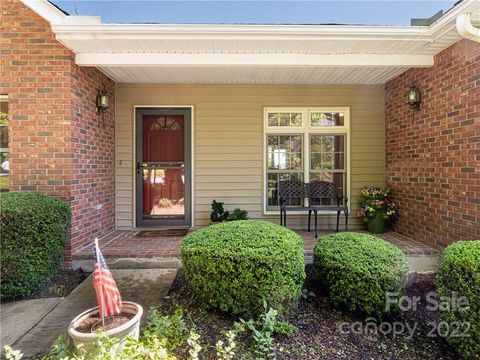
[181,220,305,315]
[0,192,71,299]
[313,232,408,317]
[437,240,480,359]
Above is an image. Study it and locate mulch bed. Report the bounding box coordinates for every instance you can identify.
[159,266,457,360]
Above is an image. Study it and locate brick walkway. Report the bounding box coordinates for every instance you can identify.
[72,228,440,260]
[73,230,182,259]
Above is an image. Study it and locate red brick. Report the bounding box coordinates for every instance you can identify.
[385,39,480,249]
[1,0,115,267]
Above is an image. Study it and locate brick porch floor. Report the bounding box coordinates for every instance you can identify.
[72,228,440,260]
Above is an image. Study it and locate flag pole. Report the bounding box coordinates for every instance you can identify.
[95,238,105,327]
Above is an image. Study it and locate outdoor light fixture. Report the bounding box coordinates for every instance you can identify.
[405,85,421,110]
[96,91,110,114]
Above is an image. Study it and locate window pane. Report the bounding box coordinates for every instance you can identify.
[279,113,289,126]
[311,112,344,127]
[267,172,303,208]
[310,135,345,171]
[0,97,8,192]
[309,172,345,205]
[268,113,278,127]
[267,112,302,127]
[267,135,302,170]
[0,100,7,149]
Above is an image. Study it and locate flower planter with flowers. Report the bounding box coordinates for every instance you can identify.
[359,186,396,234]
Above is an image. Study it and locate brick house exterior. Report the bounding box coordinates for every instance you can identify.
[1,0,479,267]
[1,0,115,266]
[385,39,480,249]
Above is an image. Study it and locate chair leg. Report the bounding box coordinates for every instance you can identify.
[314,210,318,238]
[280,208,283,226]
[345,210,349,231]
[336,211,340,232]
[284,210,287,227]
[308,210,311,232]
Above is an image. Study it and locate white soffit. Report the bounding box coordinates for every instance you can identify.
[20,0,480,84]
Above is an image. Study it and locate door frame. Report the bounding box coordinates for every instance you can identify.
[133,106,194,228]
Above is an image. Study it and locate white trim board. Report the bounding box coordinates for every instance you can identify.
[76,53,434,68]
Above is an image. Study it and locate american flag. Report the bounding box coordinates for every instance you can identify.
[93,241,123,317]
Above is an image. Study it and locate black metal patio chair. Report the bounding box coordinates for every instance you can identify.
[278,180,318,237]
[307,180,348,232]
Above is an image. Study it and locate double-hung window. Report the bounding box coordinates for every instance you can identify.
[264,107,350,212]
[0,95,8,192]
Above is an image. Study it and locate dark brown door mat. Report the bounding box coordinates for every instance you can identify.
[135,229,188,237]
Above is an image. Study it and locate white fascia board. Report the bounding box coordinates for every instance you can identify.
[19,0,100,25]
[19,0,66,24]
[76,53,434,68]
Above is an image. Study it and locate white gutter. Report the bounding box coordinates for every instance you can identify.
[19,0,475,41]
[456,13,480,42]
[45,0,477,41]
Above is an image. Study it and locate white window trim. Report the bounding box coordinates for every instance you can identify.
[0,95,9,154]
[263,106,351,215]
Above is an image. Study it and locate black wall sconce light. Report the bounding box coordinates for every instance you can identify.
[405,84,421,110]
[96,91,110,114]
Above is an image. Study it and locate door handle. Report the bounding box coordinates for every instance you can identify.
[136,162,141,175]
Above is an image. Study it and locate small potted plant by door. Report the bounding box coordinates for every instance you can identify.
[210,200,249,224]
[210,200,229,224]
[67,239,143,354]
[359,186,396,234]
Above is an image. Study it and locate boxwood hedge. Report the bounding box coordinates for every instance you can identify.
[181,220,305,315]
[437,240,480,359]
[313,232,408,317]
[0,192,71,299]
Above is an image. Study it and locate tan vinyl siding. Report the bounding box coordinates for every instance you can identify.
[115,84,385,230]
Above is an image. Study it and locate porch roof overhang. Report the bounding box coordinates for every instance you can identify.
[21,0,480,85]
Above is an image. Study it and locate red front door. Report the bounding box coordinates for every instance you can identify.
[136,108,191,227]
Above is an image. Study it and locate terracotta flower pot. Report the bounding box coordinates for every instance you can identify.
[67,301,143,354]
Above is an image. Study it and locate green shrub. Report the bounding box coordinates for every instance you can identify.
[0,192,71,299]
[313,232,408,317]
[437,240,480,359]
[181,220,305,315]
[226,208,249,221]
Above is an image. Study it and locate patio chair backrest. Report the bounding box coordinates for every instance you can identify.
[308,181,341,202]
[278,180,308,200]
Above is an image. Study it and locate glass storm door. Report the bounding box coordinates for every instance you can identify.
[135,108,191,227]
